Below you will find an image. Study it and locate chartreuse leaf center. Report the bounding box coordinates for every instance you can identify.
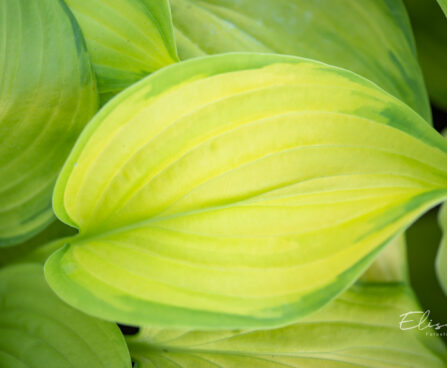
[45,53,447,329]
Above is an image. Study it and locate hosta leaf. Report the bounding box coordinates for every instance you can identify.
[0,220,76,268]
[405,0,447,110]
[170,0,431,122]
[437,204,447,295]
[0,0,97,246]
[0,263,131,368]
[45,53,447,329]
[127,284,447,368]
[65,0,179,104]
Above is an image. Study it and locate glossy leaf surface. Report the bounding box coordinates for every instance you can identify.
[127,284,447,368]
[171,0,431,122]
[65,0,178,103]
[0,263,131,368]
[45,53,447,329]
[0,0,97,246]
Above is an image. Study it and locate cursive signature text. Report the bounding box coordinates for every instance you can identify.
[400,310,447,331]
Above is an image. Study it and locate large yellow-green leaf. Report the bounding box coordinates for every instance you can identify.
[45,53,447,329]
[65,0,179,104]
[127,284,447,368]
[405,0,447,110]
[170,0,431,122]
[0,0,98,246]
[0,263,131,368]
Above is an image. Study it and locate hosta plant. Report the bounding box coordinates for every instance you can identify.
[1,0,447,367]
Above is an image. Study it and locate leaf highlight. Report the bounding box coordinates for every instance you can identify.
[46,53,447,329]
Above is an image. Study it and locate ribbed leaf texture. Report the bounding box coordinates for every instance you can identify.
[0,263,131,368]
[170,0,431,122]
[127,284,447,368]
[65,0,178,103]
[45,53,447,329]
[0,0,97,246]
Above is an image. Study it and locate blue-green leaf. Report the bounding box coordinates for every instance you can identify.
[65,0,179,104]
[171,0,431,122]
[0,0,98,246]
[0,263,131,368]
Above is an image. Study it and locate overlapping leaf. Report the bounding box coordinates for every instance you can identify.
[0,220,76,268]
[405,0,447,110]
[170,0,431,122]
[0,0,98,246]
[45,53,447,329]
[127,284,447,368]
[65,0,179,103]
[0,263,131,368]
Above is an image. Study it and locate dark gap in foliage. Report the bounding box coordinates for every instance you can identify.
[406,103,447,344]
[432,103,447,133]
[117,323,140,335]
[406,207,447,344]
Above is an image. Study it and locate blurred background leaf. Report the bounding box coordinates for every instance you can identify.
[405,0,447,110]
[0,0,98,247]
[170,0,431,122]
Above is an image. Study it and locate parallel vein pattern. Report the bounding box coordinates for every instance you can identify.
[0,264,131,368]
[127,284,447,368]
[170,0,431,122]
[0,0,97,246]
[46,54,447,329]
[65,0,178,103]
